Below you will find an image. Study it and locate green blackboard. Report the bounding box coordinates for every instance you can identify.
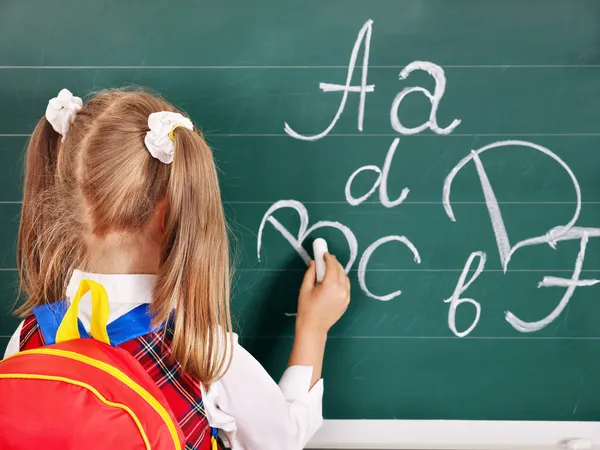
[2,1,600,446]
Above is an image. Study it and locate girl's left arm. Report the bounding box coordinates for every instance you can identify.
[3,321,23,358]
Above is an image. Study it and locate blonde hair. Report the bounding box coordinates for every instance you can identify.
[17,88,232,387]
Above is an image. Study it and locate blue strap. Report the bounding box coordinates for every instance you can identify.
[33,301,86,346]
[106,304,162,345]
[32,302,161,346]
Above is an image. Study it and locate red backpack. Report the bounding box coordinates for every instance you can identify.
[0,279,186,450]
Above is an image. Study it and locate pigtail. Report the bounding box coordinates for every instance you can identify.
[16,117,61,314]
[153,128,232,387]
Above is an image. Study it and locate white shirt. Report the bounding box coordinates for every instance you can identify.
[3,270,324,450]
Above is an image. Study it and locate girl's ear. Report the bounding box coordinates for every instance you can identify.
[148,198,168,237]
[157,198,168,231]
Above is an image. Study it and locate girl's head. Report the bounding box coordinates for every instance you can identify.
[17,88,231,386]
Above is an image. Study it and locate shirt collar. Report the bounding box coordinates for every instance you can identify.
[66,270,157,304]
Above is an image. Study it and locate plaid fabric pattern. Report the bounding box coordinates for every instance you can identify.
[20,314,221,450]
[19,314,45,350]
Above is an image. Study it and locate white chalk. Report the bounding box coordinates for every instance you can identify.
[313,238,328,284]
[566,438,592,450]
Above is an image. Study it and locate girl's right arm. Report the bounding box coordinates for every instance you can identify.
[288,253,350,387]
[203,253,350,450]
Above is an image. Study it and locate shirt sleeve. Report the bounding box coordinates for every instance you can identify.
[201,334,323,450]
[3,320,24,358]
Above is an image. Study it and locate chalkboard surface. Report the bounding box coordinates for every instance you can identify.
[2,0,600,424]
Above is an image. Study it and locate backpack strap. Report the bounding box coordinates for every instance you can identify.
[56,279,111,344]
[33,280,163,346]
[106,304,163,345]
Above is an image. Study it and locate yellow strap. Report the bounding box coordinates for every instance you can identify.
[56,279,110,345]
[211,436,217,450]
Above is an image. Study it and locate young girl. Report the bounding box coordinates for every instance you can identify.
[3,88,351,450]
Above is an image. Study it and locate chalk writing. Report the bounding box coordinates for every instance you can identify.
[506,230,600,333]
[260,18,600,337]
[444,252,486,337]
[444,140,582,271]
[345,138,410,207]
[284,19,374,141]
[390,61,461,135]
[358,235,421,301]
[257,199,358,272]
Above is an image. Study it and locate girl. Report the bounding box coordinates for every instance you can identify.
[3,88,351,450]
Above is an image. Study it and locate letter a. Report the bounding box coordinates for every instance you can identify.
[284,20,375,141]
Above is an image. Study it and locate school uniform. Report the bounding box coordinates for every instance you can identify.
[4,270,323,450]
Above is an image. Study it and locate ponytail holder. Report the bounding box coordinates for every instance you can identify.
[145,111,194,164]
[45,88,83,142]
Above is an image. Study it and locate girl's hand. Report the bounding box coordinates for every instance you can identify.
[296,253,351,336]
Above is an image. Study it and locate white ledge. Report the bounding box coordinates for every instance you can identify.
[307,420,600,449]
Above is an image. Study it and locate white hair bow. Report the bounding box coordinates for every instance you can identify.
[45,89,83,141]
[144,112,194,164]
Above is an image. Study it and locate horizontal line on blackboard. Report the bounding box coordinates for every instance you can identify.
[237,335,600,340]
[238,268,600,273]
[4,133,600,138]
[0,65,599,69]
[0,201,595,205]
[0,334,597,340]
[225,201,591,204]
[213,133,600,137]
[0,268,598,273]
